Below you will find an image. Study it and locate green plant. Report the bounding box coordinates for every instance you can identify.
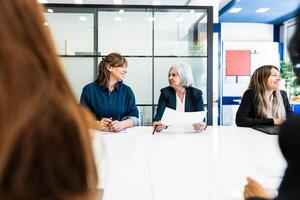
[280,61,299,97]
[188,41,206,56]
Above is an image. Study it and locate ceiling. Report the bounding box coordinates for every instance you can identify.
[43,0,299,24]
[219,0,300,25]
[45,0,230,7]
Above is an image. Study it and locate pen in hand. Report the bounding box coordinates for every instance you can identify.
[152,125,157,135]
[152,124,168,135]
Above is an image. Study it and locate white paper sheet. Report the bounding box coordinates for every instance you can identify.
[161,107,207,130]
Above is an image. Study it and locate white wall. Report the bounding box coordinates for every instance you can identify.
[222,23,274,41]
[46,13,94,55]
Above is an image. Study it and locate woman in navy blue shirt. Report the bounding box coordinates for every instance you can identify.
[80,53,139,132]
[153,63,206,132]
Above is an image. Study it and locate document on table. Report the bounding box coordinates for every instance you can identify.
[161,107,207,130]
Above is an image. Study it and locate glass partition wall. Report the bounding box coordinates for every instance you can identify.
[45,4,213,125]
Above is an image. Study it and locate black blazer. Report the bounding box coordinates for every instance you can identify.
[247,115,300,200]
[153,86,204,121]
[236,89,293,127]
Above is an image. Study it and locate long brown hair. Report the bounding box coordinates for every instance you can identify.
[248,65,286,118]
[0,0,98,199]
[96,52,128,85]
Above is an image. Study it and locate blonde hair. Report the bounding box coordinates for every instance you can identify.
[248,65,286,118]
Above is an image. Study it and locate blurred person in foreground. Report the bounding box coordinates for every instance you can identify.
[243,9,300,200]
[0,0,99,199]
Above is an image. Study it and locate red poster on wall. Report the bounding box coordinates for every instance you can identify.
[226,50,251,76]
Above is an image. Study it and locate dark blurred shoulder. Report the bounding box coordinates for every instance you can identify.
[281,115,300,132]
[283,115,300,127]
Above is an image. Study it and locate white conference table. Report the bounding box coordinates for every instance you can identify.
[92,126,287,200]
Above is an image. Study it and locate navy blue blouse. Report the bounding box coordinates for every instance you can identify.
[80,81,139,126]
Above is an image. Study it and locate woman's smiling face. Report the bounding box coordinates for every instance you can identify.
[267,67,281,91]
[109,64,127,82]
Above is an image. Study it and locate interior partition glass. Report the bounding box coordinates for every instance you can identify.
[124,58,152,104]
[45,13,94,55]
[45,12,95,103]
[61,58,94,101]
[154,10,207,56]
[98,9,152,55]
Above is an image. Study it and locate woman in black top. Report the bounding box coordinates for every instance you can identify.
[153,63,206,132]
[236,65,292,127]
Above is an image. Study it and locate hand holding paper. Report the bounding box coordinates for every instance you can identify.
[161,107,207,131]
[193,122,207,132]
